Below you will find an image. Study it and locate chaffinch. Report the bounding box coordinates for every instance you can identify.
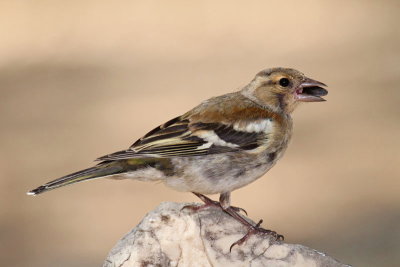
[28,67,327,247]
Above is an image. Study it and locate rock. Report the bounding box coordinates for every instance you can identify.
[103,202,348,267]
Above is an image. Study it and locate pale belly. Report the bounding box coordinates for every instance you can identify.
[164,151,280,195]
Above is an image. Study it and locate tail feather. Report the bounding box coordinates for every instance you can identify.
[27,162,125,195]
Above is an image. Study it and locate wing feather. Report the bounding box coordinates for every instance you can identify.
[96,115,270,161]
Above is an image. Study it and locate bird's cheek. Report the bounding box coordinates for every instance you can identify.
[282,94,299,113]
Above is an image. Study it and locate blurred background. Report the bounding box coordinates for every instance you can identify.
[1,1,399,266]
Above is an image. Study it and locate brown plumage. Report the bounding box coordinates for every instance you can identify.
[27,67,328,249]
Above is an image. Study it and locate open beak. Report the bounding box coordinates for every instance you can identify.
[295,78,328,102]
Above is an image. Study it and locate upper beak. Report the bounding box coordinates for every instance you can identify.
[295,77,328,102]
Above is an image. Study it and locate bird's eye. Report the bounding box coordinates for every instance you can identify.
[279,78,290,87]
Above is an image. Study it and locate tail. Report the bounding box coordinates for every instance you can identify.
[27,161,128,196]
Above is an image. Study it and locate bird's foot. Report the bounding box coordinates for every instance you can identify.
[181,193,247,215]
[229,219,284,252]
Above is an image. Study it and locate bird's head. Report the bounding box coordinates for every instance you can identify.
[242,68,328,114]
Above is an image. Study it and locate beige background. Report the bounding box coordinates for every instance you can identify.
[1,1,399,266]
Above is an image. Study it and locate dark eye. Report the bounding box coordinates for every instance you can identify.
[279,78,290,87]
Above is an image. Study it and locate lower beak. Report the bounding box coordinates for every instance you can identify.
[295,78,328,102]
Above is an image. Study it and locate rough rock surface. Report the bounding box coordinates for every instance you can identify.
[103,202,348,267]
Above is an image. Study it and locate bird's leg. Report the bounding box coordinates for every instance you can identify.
[184,192,220,211]
[218,192,284,252]
[183,192,282,250]
[181,192,246,215]
[228,219,284,252]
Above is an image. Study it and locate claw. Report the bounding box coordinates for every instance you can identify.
[230,234,248,252]
[229,219,284,252]
[230,206,248,216]
[181,204,202,212]
[277,234,284,241]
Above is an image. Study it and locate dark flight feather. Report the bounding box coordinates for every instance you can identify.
[97,116,268,161]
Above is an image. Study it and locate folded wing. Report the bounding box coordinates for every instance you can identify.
[96,115,269,161]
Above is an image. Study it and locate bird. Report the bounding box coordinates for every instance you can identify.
[28,67,328,248]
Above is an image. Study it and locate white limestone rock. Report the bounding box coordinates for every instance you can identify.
[103,202,348,267]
